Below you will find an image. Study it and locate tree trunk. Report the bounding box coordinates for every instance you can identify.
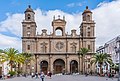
[18,63,20,71]
[82,56,84,74]
[100,64,103,76]
[10,63,13,71]
[26,63,27,74]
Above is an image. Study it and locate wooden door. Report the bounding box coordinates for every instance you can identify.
[56,65,62,73]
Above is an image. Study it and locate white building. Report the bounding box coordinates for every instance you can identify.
[0,53,10,77]
[96,35,120,73]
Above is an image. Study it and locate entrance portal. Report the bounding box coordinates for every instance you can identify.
[70,60,78,73]
[53,59,65,74]
[40,61,48,74]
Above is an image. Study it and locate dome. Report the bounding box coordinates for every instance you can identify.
[24,5,34,13]
[82,6,92,15]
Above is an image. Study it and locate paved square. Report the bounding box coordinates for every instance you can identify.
[0,75,117,81]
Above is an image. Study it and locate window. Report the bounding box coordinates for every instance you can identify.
[88,32,90,36]
[88,45,90,50]
[27,45,30,50]
[27,31,30,36]
[88,27,90,30]
[83,16,85,21]
[88,64,90,68]
[27,14,31,20]
[27,27,30,29]
[55,29,62,36]
[86,15,90,22]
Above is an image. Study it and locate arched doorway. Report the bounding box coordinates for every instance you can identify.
[40,61,48,74]
[53,59,65,74]
[70,60,78,73]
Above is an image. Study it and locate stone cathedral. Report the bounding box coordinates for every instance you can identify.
[22,5,96,74]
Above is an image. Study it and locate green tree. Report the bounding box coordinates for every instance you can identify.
[78,48,89,74]
[21,53,33,73]
[91,53,112,75]
[0,48,24,71]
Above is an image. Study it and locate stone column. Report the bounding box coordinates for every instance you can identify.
[49,55,52,71]
[66,55,69,74]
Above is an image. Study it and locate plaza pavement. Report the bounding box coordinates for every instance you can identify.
[0,75,117,81]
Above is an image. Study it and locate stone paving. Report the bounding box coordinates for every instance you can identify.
[0,75,118,81]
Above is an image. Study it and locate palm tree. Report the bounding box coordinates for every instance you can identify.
[0,48,24,71]
[0,49,4,64]
[21,53,33,74]
[78,48,89,74]
[91,53,112,75]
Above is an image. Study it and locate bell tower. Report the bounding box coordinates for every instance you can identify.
[80,6,95,52]
[80,6,95,37]
[22,5,37,37]
[22,5,37,53]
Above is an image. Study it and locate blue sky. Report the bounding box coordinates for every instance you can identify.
[0,0,120,52]
[0,0,112,21]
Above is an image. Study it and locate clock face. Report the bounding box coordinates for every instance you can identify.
[55,41,64,50]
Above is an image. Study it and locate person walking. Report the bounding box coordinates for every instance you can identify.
[40,72,45,81]
[49,71,52,79]
[31,72,34,78]
[35,72,39,79]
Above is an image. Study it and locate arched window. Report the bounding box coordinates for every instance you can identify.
[88,45,91,50]
[27,45,30,50]
[86,15,90,22]
[83,16,85,21]
[27,14,31,20]
[88,32,90,37]
[27,31,30,36]
[55,28,62,36]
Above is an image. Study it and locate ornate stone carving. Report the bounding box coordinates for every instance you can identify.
[55,41,64,50]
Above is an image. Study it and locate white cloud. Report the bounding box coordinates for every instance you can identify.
[0,13,24,36]
[0,34,21,52]
[67,3,75,7]
[35,9,81,35]
[67,2,83,7]
[93,0,120,47]
[0,0,120,51]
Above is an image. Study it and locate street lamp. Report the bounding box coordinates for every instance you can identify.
[114,36,120,81]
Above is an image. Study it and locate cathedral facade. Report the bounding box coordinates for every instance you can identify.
[22,5,96,74]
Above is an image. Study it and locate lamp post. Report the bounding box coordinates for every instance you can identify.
[115,36,120,81]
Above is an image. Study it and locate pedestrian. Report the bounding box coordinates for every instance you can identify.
[35,72,39,79]
[49,71,52,79]
[47,71,50,78]
[31,72,34,78]
[40,72,45,81]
